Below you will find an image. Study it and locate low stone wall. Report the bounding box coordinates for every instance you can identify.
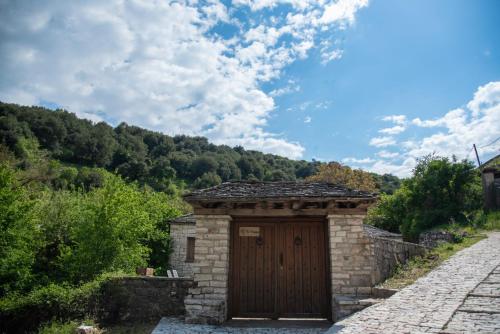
[419,230,456,248]
[370,236,427,285]
[98,277,195,324]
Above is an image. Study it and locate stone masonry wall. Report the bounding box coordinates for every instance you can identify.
[98,277,194,324]
[328,214,374,297]
[328,214,426,321]
[184,215,231,325]
[370,236,427,285]
[169,222,196,277]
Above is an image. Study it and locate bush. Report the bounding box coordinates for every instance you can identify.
[367,155,482,241]
[57,173,179,283]
[0,274,118,334]
[476,211,500,231]
[38,321,78,334]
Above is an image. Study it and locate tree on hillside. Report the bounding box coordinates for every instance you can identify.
[306,162,377,192]
[0,101,401,192]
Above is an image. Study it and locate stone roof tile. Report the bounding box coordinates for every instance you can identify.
[169,214,195,224]
[363,224,402,239]
[184,181,376,201]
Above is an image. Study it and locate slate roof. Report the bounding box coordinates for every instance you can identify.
[363,224,402,239]
[184,181,376,201]
[169,214,195,224]
[480,154,500,171]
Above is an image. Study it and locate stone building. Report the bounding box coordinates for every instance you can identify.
[480,154,500,210]
[168,181,425,324]
[168,214,196,277]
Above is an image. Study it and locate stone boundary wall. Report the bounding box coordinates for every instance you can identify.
[369,236,427,285]
[419,230,456,248]
[169,222,196,277]
[98,277,195,324]
[328,214,426,321]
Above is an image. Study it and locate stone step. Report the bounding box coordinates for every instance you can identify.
[334,295,385,321]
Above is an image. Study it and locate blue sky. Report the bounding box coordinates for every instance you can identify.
[1,0,499,176]
[266,0,500,166]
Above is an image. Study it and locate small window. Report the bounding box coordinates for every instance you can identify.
[186,237,195,263]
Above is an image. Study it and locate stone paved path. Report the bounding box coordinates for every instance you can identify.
[331,232,500,334]
[441,264,500,334]
[152,233,500,334]
[151,318,330,333]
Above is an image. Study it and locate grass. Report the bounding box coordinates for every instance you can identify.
[377,231,487,290]
[38,320,102,334]
[482,211,500,230]
[37,321,156,334]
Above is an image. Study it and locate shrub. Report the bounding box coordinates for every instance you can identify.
[0,273,121,334]
[57,173,178,283]
[477,211,500,231]
[367,155,482,241]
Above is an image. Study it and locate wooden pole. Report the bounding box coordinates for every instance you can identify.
[473,144,481,167]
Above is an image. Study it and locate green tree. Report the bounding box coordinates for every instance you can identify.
[367,155,482,241]
[58,173,167,282]
[193,172,222,189]
[0,164,38,296]
[191,156,218,179]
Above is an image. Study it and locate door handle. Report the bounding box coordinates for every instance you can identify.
[279,252,283,269]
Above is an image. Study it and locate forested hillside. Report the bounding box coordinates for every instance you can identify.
[0,102,401,193]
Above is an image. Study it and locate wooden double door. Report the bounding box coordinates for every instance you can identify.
[229,217,330,319]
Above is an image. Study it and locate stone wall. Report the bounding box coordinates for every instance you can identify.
[328,214,426,321]
[370,236,427,285]
[169,222,196,277]
[184,215,231,325]
[98,277,194,324]
[419,230,456,248]
[328,214,374,297]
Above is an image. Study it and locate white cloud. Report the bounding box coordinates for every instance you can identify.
[342,157,374,164]
[368,157,417,177]
[364,81,500,177]
[321,48,343,65]
[378,125,406,135]
[304,116,312,123]
[269,80,300,97]
[382,114,407,125]
[319,0,369,25]
[319,39,343,65]
[467,81,500,117]
[376,150,399,159]
[0,0,368,160]
[369,136,396,147]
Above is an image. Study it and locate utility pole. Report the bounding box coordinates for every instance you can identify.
[473,144,481,167]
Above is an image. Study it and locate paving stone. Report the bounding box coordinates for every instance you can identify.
[443,311,500,333]
[459,296,500,313]
[330,232,500,334]
[152,317,330,334]
[471,282,500,297]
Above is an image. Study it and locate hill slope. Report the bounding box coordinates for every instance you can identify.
[0,102,400,193]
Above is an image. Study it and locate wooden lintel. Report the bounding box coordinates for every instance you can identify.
[190,198,375,217]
